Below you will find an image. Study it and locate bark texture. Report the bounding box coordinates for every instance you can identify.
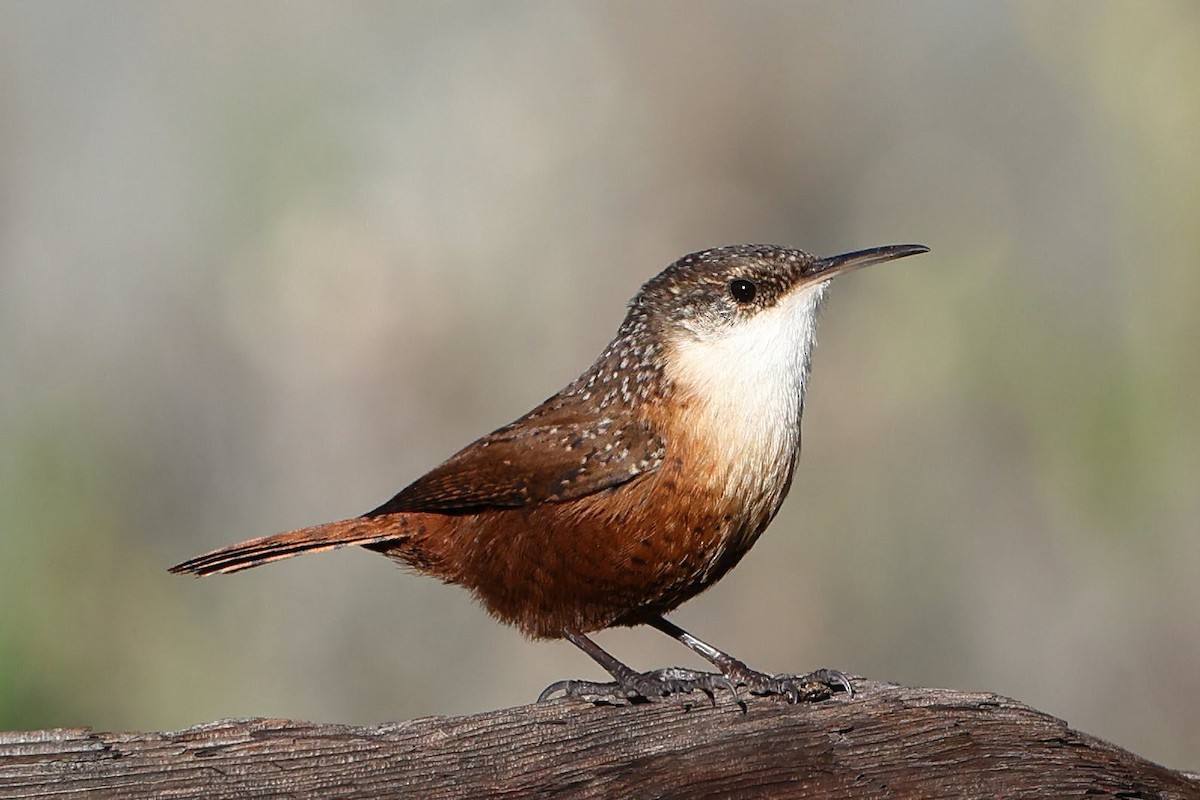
[1,680,1197,799]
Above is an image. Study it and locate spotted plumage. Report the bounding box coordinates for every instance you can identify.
[172,242,928,699]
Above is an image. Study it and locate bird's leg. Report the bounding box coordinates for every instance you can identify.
[538,629,727,704]
[648,616,854,702]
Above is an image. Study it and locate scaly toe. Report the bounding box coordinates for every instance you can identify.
[722,663,854,703]
[538,667,734,705]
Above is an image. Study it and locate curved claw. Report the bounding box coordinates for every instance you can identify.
[806,667,855,698]
[537,680,576,703]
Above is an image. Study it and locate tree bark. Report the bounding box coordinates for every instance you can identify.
[0,680,1196,799]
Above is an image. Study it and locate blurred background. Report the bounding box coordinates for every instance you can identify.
[2,0,1198,771]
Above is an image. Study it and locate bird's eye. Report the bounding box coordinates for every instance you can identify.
[728,279,757,304]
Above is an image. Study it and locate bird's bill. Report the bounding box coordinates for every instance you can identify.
[807,243,930,279]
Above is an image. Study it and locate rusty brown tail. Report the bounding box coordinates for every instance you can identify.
[169,517,407,577]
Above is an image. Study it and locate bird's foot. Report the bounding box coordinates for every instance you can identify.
[538,666,735,705]
[721,662,854,703]
[538,665,852,705]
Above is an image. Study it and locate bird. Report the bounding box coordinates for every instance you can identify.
[171,242,929,703]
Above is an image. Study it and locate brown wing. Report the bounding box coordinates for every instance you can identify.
[365,405,665,517]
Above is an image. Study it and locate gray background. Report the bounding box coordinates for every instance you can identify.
[2,1,1197,771]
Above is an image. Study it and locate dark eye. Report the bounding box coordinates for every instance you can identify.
[729,279,757,303]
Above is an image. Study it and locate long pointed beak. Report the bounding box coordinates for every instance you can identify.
[807,243,929,279]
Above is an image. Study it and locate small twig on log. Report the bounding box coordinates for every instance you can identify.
[0,680,1196,799]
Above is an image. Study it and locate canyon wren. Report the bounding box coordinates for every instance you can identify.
[171,242,929,703]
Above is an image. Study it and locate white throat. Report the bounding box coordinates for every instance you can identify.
[665,282,829,499]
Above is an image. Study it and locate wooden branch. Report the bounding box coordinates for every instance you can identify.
[1,680,1196,799]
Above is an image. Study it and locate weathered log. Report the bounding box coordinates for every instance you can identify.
[0,680,1196,798]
